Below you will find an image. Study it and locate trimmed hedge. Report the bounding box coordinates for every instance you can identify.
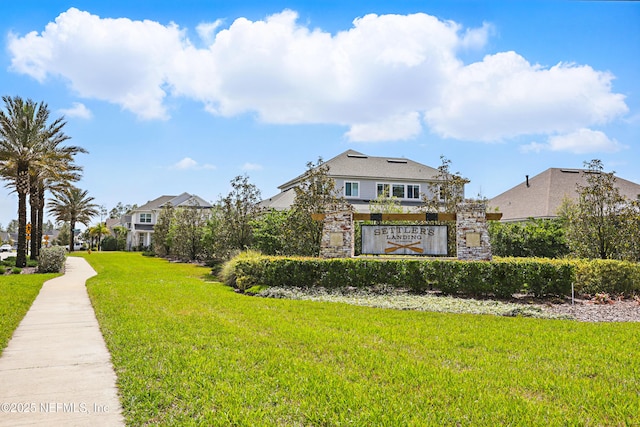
[573,259,640,296]
[221,254,598,298]
[222,254,640,298]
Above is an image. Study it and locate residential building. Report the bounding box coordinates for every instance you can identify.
[119,192,212,250]
[489,168,640,222]
[260,149,463,213]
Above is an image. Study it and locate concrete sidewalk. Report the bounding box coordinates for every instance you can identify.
[0,257,124,426]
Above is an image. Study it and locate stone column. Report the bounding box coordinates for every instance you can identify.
[319,203,354,258]
[456,202,492,261]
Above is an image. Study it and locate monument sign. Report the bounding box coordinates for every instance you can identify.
[361,225,448,256]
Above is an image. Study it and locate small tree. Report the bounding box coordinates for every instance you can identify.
[284,158,345,256]
[53,222,70,247]
[560,160,631,260]
[617,199,640,261]
[250,209,290,255]
[167,202,210,262]
[202,205,225,260]
[202,175,262,260]
[152,204,174,257]
[421,155,469,213]
[219,175,262,253]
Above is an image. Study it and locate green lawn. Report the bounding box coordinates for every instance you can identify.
[80,252,640,426]
[0,272,58,356]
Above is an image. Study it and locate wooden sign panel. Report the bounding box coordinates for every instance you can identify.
[361,225,448,256]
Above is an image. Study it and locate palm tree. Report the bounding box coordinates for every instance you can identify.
[0,96,78,266]
[48,187,99,251]
[88,222,110,251]
[28,142,85,259]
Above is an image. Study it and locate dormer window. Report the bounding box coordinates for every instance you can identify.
[139,213,152,223]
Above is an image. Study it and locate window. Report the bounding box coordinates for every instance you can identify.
[377,183,390,197]
[392,184,405,198]
[407,185,420,199]
[138,233,146,247]
[139,213,152,223]
[344,182,359,198]
[378,183,421,199]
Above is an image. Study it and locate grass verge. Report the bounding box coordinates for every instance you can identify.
[81,252,640,426]
[0,273,58,355]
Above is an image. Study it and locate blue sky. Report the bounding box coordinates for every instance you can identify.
[1,1,638,227]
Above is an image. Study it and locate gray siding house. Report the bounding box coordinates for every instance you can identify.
[120,192,212,249]
[261,150,462,213]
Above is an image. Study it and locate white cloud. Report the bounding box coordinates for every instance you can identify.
[196,20,224,45]
[8,8,187,119]
[7,9,629,143]
[521,129,626,154]
[425,52,628,141]
[346,112,422,142]
[242,162,263,171]
[171,157,216,170]
[59,102,92,119]
[458,22,494,50]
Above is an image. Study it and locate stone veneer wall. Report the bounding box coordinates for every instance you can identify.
[318,202,493,261]
[456,202,492,261]
[319,204,354,259]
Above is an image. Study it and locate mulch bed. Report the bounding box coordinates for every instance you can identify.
[540,298,640,322]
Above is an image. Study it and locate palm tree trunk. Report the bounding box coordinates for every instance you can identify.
[16,162,29,268]
[38,183,45,254]
[29,176,39,260]
[68,218,76,252]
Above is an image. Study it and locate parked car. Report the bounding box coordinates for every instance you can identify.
[0,244,13,252]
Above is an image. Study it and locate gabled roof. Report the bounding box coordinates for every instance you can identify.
[136,195,176,211]
[278,149,441,190]
[258,188,296,210]
[489,168,640,221]
[135,193,212,211]
[167,193,212,208]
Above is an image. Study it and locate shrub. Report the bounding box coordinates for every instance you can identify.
[37,246,67,273]
[573,259,640,297]
[101,236,118,251]
[489,219,569,258]
[222,254,576,298]
[220,250,266,290]
[0,266,5,274]
[2,256,16,267]
[11,267,22,274]
[224,254,640,298]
